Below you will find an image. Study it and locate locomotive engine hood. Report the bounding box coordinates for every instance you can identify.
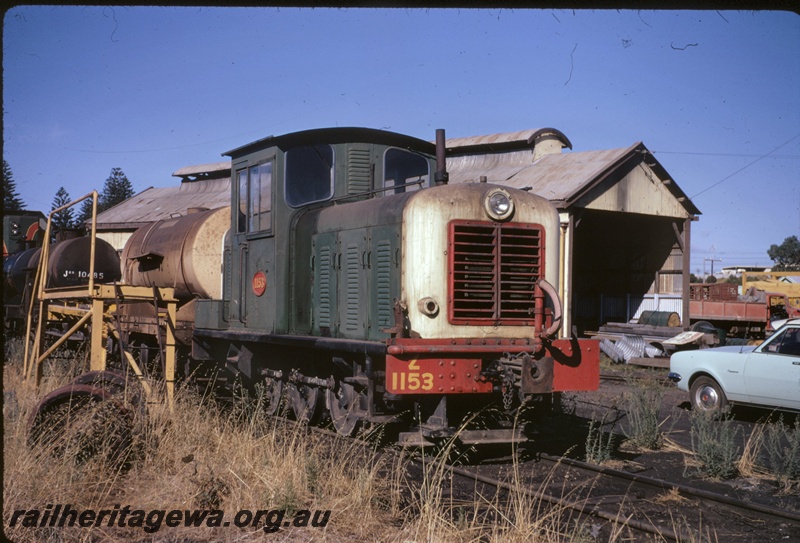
[401,182,561,339]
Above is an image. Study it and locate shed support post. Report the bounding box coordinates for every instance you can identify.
[558,212,574,338]
[681,217,692,330]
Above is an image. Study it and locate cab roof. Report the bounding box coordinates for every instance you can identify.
[224,127,437,158]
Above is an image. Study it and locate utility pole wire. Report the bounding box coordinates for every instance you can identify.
[689,132,800,199]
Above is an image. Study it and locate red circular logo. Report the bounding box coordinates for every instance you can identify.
[252,271,267,297]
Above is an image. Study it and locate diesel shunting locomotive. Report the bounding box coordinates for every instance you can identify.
[17,127,600,446]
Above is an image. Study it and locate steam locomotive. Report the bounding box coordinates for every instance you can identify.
[12,127,599,446]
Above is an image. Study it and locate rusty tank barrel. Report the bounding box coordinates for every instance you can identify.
[3,246,40,298]
[5,238,120,297]
[46,237,122,288]
[122,207,230,300]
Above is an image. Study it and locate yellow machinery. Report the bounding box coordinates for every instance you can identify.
[742,271,800,309]
[23,191,178,407]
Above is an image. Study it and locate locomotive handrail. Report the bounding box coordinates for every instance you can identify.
[323,177,426,205]
[537,278,563,339]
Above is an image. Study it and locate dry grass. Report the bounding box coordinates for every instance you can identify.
[396,444,608,543]
[4,338,709,542]
[4,340,398,542]
[737,415,800,495]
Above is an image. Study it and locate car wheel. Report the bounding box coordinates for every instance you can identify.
[690,376,728,414]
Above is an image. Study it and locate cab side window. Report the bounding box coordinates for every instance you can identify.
[383,148,430,194]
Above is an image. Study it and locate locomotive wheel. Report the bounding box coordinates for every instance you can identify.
[27,384,133,467]
[326,382,363,436]
[286,383,323,424]
[262,376,284,416]
[70,370,145,413]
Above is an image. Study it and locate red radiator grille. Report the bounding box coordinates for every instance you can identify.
[449,221,545,325]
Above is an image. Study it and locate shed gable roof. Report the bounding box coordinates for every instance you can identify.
[446,134,700,218]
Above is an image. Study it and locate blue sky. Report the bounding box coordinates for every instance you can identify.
[3,7,799,275]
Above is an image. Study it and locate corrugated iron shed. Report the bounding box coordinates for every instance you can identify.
[445,128,700,335]
[172,161,231,180]
[446,134,699,217]
[93,163,232,230]
[446,128,572,154]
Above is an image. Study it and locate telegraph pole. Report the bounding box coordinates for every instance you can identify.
[704,257,722,277]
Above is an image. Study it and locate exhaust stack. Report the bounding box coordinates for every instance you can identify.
[434,128,449,186]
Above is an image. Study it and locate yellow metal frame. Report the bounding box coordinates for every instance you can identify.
[23,192,179,407]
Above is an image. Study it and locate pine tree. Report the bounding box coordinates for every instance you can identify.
[77,198,95,225]
[100,167,134,210]
[3,160,26,210]
[76,167,134,224]
[51,186,76,234]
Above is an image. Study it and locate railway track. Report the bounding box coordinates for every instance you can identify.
[439,450,800,543]
[303,416,799,543]
[599,371,671,384]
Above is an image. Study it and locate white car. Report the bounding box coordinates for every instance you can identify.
[668,320,800,414]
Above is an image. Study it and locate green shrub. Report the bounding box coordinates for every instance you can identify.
[763,416,800,491]
[688,409,740,479]
[624,378,663,450]
[585,416,615,464]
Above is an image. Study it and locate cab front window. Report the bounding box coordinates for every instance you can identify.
[285,145,334,207]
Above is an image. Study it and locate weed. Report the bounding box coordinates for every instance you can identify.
[305,452,321,496]
[623,377,663,450]
[764,416,800,490]
[585,416,615,464]
[194,472,230,510]
[687,408,740,479]
[4,342,722,542]
[569,518,601,543]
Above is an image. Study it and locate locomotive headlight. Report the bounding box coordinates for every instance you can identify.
[484,189,514,221]
[11,222,19,235]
